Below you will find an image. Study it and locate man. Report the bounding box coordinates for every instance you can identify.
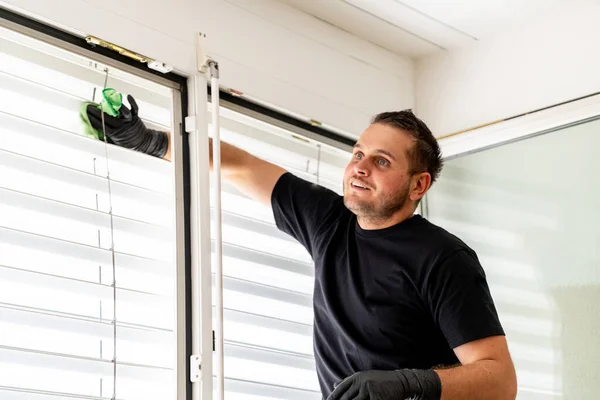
[91,102,517,399]
[213,110,517,400]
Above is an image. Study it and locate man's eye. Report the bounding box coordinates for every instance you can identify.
[377,158,389,166]
[354,153,363,159]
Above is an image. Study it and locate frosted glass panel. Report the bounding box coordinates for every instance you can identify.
[427,119,600,399]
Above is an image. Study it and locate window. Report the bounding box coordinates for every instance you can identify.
[211,105,351,399]
[0,22,182,400]
[425,118,600,398]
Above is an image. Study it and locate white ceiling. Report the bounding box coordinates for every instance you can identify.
[276,0,594,58]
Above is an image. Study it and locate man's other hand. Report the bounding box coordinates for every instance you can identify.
[327,369,441,400]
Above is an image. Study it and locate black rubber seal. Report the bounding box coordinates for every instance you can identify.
[209,85,356,147]
[0,6,187,87]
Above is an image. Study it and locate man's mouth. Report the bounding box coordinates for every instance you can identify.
[350,181,371,190]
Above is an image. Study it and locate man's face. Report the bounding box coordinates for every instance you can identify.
[343,123,417,222]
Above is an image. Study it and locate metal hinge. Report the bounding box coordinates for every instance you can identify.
[85,35,173,73]
[190,354,202,383]
[189,331,215,383]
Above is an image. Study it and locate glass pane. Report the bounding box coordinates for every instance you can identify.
[426,118,600,399]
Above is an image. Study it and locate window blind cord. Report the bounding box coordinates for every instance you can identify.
[316,144,321,186]
[209,60,225,400]
[99,68,118,400]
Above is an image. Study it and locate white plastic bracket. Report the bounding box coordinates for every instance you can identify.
[185,115,199,133]
[190,354,202,383]
[147,59,173,73]
[196,32,213,74]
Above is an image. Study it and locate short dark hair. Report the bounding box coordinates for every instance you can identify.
[371,110,443,183]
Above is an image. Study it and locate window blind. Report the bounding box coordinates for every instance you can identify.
[209,106,351,399]
[0,24,179,400]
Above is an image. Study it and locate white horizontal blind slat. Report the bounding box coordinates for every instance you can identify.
[0,386,114,400]
[0,149,172,209]
[219,276,312,308]
[0,265,170,311]
[222,307,312,337]
[0,187,171,242]
[218,378,321,400]
[225,342,315,370]
[0,303,172,344]
[0,346,172,381]
[0,227,171,276]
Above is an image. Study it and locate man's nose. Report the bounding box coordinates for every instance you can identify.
[353,159,369,176]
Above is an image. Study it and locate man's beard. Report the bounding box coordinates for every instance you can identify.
[343,181,411,224]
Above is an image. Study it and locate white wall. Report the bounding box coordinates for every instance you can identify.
[1,0,413,138]
[416,2,600,137]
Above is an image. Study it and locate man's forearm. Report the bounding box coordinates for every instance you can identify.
[163,132,171,161]
[206,137,286,205]
[208,137,254,176]
[161,136,249,169]
[435,360,517,400]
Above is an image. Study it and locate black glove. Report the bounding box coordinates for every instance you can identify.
[86,94,169,159]
[327,369,441,400]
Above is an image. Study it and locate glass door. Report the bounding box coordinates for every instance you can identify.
[425,118,600,398]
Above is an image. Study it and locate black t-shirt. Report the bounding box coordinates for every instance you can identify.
[271,173,505,398]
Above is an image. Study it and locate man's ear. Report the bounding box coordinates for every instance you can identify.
[409,172,432,201]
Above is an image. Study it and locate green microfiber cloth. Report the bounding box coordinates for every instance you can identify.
[79,88,123,141]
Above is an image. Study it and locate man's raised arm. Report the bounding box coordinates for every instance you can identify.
[209,137,286,206]
[82,94,284,206]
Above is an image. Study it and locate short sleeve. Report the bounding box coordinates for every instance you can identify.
[424,249,505,349]
[271,172,343,257]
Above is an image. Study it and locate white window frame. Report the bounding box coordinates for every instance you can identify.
[436,93,600,159]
